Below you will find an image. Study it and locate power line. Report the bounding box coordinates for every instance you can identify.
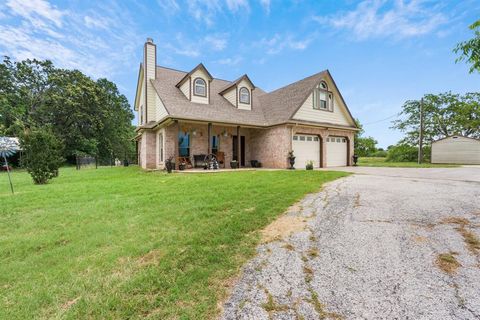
[363,113,399,125]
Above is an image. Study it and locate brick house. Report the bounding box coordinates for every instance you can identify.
[135,38,358,170]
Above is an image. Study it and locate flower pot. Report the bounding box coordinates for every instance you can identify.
[179,164,185,171]
[288,157,296,170]
[230,161,238,169]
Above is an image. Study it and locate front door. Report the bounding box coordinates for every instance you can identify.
[232,135,245,166]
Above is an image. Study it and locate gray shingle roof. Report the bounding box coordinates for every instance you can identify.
[151,66,355,128]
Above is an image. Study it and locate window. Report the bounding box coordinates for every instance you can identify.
[293,135,298,141]
[299,136,305,141]
[158,133,164,163]
[140,105,144,124]
[193,78,206,97]
[239,87,250,104]
[342,138,346,143]
[178,131,190,157]
[211,135,219,154]
[314,137,319,141]
[336,138,341,143]
[307,136,313,141]
[313,81,333,111]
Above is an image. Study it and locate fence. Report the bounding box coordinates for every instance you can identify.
[75,153,139,170]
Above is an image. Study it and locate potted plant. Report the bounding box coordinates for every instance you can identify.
[288,150,295,170]
[165,157,174,173]
[352,154,359,166]
[178,161,186,171]
[230,160,238,169]
[306,160,314,170]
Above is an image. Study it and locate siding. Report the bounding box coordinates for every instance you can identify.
[138,80,145,126]
[190,69,209,104]
[237,79,252,110]
[292,93,352,126]
[223,87,236,106]
[179,80,189,100]
[431,136,480,164]
[145,42,156,122]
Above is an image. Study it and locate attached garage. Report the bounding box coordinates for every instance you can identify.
[292,134,320,169]
[326,136,348,167]
[431,136,480,164]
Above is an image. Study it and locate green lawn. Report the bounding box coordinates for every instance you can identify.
[0,167,348,319]
[358,157,459,168]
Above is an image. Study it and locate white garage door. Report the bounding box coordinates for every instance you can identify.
[292,134,320,169]
[327,136,347,167]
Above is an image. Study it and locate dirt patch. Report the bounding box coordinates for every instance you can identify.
[457,228,480,254]
[61,297,80,311]
[261,215,308,243]
[441,217,470,226]
[412,235,428,244]
[436,252,461,274]
[137,249,164,267]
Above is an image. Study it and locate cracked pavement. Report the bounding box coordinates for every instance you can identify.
[220,167,480,319]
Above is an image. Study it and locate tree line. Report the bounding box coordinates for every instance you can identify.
[0,57,135,163]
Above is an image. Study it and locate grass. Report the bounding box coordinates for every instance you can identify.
[358,157,459,168]
[0,167,347,319]
[436,252,461,274]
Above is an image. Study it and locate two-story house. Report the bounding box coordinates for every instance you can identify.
[134,38,358,170]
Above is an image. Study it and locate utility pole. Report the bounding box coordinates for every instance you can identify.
[418,98,424,164]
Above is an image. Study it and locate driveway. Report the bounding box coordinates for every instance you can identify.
[221,167,480,319]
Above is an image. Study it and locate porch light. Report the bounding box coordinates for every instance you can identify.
[192,128,197,136]
[222,130,228,137]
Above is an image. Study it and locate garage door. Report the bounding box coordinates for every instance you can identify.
[327,136,347,167]
[292,134,320,169]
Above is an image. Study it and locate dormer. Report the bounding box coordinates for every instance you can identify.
[219,74,255,111]
[175,63,213,104]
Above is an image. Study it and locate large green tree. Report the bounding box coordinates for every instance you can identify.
[0,57,135,161]
[392,92,480,145]
[454,20,480,73]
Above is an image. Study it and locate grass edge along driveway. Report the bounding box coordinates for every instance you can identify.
[0,167,348,319]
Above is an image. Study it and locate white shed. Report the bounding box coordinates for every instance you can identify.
[431,135,480,164]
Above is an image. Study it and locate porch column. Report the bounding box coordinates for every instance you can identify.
[236,126,241,166]
[174,120,179,162]
[207,122,212,155]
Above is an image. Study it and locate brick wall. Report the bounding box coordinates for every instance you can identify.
[250,125,292,169]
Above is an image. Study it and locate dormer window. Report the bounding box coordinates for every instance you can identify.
[239,87,250,104]
[313,81,333,111]
[193,78,206,97]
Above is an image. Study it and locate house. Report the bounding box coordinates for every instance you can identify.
[134,38,358,170]
[431,135,480,165]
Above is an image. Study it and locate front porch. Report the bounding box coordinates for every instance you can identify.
[169,121,265,170]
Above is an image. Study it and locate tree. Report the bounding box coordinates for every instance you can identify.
[0,57,135,163]
[354,119,378,156]
[20,128,64,184]
[392,92,480,145]
[454,20,480,73]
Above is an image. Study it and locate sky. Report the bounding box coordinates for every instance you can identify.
[0,0,479,148]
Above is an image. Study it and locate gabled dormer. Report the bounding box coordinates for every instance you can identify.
[219,74,255,111]
[175,63,213,104]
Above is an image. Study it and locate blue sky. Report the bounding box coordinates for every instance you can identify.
[0,0,479,147]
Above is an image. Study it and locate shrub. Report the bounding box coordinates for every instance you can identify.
[386,144,431,162]
[306,161,314,170]
[372,150,388,157]
[20,129,64,184]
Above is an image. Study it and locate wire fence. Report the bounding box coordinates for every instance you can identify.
[75,153,138,170]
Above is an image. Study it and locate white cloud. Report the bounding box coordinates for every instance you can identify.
[156,0,180,12]
[204,34,228,51]
[6,0,65,27]
[226,0,249,12]
[0,0,140,79]
[216,56,242,66]
[256,33,315,54]
[260,0,271,14]
[314,0,447,40]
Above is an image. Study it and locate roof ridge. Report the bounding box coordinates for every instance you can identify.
[156,65,233,83]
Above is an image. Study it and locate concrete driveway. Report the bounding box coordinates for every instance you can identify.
[221,167,480,319]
